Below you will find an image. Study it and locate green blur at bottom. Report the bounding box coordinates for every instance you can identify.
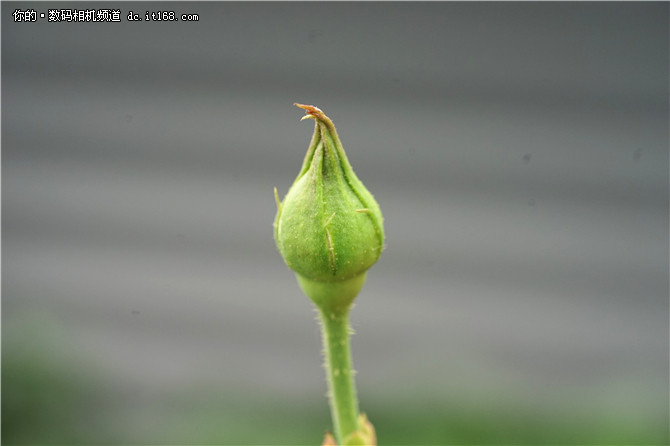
[3,313,667,445]
[4,356,667,445]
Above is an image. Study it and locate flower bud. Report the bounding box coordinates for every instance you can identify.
[274,104,384,308]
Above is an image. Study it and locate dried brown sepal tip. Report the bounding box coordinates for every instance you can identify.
[295,103,326,121]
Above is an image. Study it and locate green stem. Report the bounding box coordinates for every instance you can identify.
[318,306,359,444]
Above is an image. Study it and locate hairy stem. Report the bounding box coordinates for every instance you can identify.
[318,306,359,444]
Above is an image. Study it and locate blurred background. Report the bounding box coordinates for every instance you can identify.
[2,2,668,445]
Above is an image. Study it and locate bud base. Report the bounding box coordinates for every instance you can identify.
[296,273,367,312]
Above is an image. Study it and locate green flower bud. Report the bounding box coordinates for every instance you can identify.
[274,104,384,309]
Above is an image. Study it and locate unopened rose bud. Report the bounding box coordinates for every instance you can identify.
[274,104,384,310]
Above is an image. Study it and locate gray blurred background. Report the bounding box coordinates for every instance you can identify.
[2,2,668,445]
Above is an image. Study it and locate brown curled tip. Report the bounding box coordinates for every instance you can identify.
[295,103,337,132]
[294,103,327,121]
[294,103,322,114]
